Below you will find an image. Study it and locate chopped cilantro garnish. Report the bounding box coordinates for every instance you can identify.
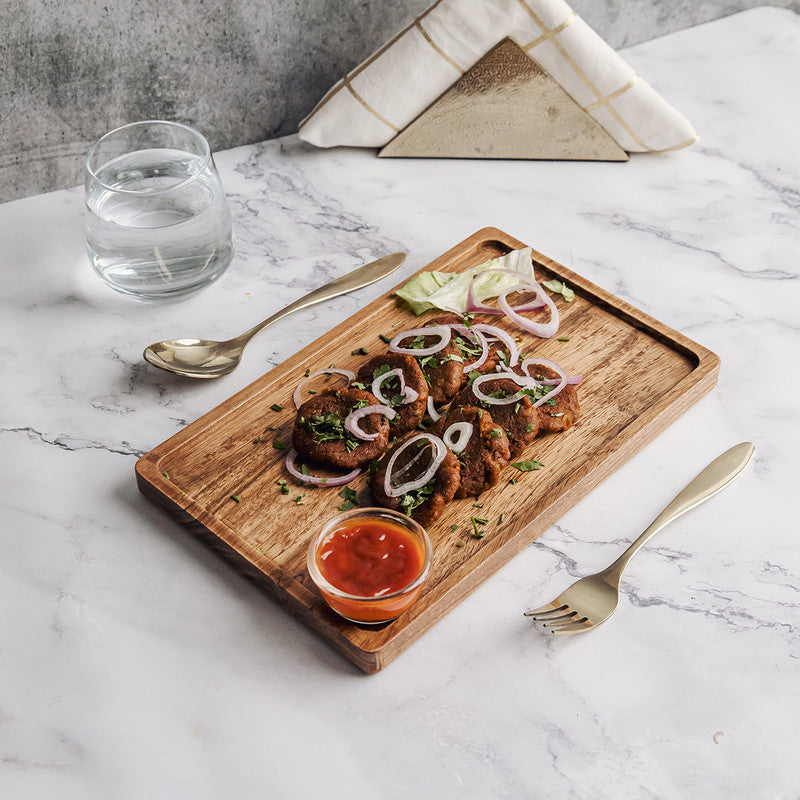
[499,513,505,524]
[511,460,543,472]
[525,423,534,432]
[558,336,571,342]
[379,333,391,343]
[490,428,502,438]
[230,494,241,503]
[272,439,286,450]
[270,403,283,412]
[450,524,459,532]
[161,471,170,479]
[351,347,369,356]
[293,494,306,505]
[303,411,360,451]
[399,482,434,515]
[519,384,556,403]
[470,517,487,538]
[338,487,359,511]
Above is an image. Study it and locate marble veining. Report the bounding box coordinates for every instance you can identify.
[1,8,799,799]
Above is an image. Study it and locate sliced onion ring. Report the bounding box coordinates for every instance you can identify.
[426,395,443,422]
[498,282,559,339]
[344,405,396,441]
[293,368,355,409]
[384,433,447,498]
[284,449,361,486]
[450,325,489,372]
[466,268,546,314]
[520,357,568,407]
[392,445,428,482]
[470,323,520,368]
[372,367,419,406]
[388,325,451,357]
[470,372,529,406]
[443,422,473,453]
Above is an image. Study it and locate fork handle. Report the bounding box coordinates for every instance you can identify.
[606,442,755,579]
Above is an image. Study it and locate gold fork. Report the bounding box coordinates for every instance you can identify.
[525,441,755,634]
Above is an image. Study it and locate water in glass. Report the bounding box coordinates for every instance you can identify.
[85,145,234,299]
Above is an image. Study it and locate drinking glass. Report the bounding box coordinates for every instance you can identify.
[84,120,235,299]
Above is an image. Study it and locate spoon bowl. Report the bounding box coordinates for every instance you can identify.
[142,252,406,378]
[144,337,245,378]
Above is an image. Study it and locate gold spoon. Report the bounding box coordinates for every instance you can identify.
[143,252,406,378]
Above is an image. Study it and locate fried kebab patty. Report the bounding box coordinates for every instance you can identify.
[356,353,428,435]
[415,317,465,406]
[452,376,540,459]
[292,388,390,469]
[435,404,511,498]
[526,363,581,433]
[369,436,460,527]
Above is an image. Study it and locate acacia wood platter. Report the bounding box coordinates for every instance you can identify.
[135,227,720,673]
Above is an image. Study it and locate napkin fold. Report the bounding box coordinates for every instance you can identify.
[298,0,697,153]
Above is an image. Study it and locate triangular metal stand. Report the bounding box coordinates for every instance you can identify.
[379,37,628,161]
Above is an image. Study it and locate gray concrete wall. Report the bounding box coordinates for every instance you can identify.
[1,1,796,202]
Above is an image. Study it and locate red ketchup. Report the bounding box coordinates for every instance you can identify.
[311,513,430,624]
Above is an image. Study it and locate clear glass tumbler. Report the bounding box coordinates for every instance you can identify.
[84,120,234,300]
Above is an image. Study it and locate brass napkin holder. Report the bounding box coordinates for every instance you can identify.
[379,37,628,161]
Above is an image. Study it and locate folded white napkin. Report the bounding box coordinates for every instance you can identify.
[298,0,697,153]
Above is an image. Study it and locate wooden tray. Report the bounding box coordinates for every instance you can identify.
[136,228,719,673]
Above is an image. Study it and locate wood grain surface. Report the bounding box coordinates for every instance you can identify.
[135,227,720,673]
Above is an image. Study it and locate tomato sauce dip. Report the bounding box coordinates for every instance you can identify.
[308,508,433,625]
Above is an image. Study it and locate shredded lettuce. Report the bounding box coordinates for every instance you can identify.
[393,270,455,314]
[394,248,537,315]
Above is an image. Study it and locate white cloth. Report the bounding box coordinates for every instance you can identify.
[298,0,697,153]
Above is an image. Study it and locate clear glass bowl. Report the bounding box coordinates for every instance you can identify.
[307,507,433,625]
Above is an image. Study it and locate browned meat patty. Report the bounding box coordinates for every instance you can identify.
[292,388,390,469]
[452,376,539,459]
[426,315,519,380]
[526,364,581,433]
[369,435,460,527]
[412,316,465,406]
[356,354,428,435]
[437,404,511,498]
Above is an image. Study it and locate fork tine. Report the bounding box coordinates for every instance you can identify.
[551,619,592,634]
[523,603,568,618]
[542,612,579,628]
[537,611,578,625]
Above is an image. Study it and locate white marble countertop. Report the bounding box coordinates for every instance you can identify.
[1,7,798,797]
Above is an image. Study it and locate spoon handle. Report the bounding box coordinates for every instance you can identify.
[236,252,406,344]
[606,441,755,579]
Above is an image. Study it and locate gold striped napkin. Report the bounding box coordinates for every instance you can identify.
[298,0,697,154]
